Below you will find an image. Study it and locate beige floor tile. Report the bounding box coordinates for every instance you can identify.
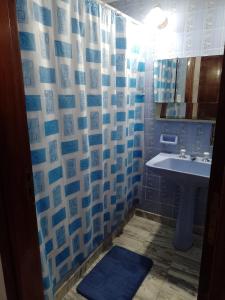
[63,215,202,300]
[156,279,198,300]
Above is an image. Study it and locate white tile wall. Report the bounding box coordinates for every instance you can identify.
[110,0,219,223]
[110,0,225,58]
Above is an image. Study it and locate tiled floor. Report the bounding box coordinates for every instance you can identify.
[63,215,202,300]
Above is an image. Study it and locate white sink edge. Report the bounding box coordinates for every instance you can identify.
[146,152,211,165]
[146,152,211,179]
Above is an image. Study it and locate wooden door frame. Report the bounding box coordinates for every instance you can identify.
[0,1,44,299]
[198,49,225,300]
[1,1,225,300]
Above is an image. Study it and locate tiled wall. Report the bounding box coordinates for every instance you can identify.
[141,59,213,225]
[110,0,225,58]
[110,0,223,226]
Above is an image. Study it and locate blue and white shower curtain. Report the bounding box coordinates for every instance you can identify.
[16,0,145,298]
[153,59,177,103]
[175,58,187,103]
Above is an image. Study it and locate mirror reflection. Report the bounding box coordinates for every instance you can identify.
[154,55,223,121]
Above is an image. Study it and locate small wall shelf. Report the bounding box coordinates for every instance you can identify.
[156,118,216,124]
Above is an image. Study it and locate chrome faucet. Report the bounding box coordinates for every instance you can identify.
[179,149,187,158]
[202,152,210,162]
[190,154,196,161]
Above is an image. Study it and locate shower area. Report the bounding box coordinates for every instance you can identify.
[16,0,145,298]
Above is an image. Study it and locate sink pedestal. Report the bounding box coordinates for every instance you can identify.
[146,153,211,252]
[173,185,196,251]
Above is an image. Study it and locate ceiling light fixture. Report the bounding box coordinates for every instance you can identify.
[144,6,168,29]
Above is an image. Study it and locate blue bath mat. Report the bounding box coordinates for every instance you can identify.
[76,246,153,300]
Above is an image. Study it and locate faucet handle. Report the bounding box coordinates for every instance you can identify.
[202,152,210,162]
[179,148,186,158]
[190,154,196,161]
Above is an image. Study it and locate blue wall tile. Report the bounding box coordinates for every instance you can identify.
[140,91,212,227]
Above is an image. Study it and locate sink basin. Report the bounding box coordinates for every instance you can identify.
[146,153,211,251]
[146,153,211,186]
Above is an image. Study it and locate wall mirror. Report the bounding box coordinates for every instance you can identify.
[154,55,223,122]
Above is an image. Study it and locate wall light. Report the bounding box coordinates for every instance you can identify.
[144,6,168,29]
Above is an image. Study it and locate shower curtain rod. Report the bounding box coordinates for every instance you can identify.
[98,0,142,26]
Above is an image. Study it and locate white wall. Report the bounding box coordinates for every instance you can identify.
[111,0,225,58]
[0,256,7,300]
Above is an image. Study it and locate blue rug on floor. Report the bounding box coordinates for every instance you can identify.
[76,245,153,300]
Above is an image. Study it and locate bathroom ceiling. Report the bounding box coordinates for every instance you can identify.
[105,0,156,22]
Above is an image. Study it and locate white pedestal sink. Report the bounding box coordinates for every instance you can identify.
[146,153,211,251]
